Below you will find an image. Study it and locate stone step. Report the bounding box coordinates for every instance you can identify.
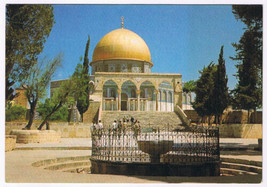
[220,157,262,167]
[32,155,91,167]
[44,160,91,171]
[220,168,259,176]
[63,166,91,173]
[221,162,262,174]
[101,111,183,129]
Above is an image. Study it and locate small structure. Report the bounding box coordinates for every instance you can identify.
[10,130,61,144]
[90,126,220,176]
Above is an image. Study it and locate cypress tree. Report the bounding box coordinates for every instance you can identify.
[192,62,216,125]
[212,46,229,125]
[231,30,261,123]
[76,36,90,121]
[231,5,262,122]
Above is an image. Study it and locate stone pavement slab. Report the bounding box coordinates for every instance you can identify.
[220,138,259,149]
[5,149,262,183]
[5,137,263,184]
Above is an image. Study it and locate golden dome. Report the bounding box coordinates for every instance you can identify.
[91,28,153,66]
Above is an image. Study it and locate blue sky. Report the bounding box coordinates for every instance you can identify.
[40,5,246,90]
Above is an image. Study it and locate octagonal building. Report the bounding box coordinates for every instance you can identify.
[52,19,187,127]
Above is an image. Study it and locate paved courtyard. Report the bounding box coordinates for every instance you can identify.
[5,138,263,184]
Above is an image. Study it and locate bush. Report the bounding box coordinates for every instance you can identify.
[6,105,27,121]
[49,106,69,121]
[37,99,69,122]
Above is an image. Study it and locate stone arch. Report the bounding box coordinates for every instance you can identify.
[103,80,118,98]
[121,79,138,89]
[103,79,120,88]
[159,80,173,90]
[121,80,137,98]
[139,79,156,90]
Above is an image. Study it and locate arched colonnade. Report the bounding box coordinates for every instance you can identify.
[102,79,174,112]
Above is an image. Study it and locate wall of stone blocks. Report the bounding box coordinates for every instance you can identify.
[6,122,92,138]
[5,135,16,151]
[83,101,100,123]
[219,124,262,139]
[6,121,262,139]
[184,110,262,124]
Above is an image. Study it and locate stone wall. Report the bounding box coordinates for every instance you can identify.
[219,124,262,139]
[83,101,100,123]
[5,122,92,138]
[10,130,61,143]
[5,135,16,151]
[6,122,262,139]
[184,110,262,124]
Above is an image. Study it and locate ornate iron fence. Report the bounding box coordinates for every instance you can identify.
[91,126,220,164]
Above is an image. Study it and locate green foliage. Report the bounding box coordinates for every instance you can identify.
[6,5,54,102]
[211,46,229,124]
[183,80,196,93]
[6,105,27,121]
[192,63,217,118]
[37,78,75,129]
[71,36,91,121]
[232,5,262,29]
[23,54,62,129]
[231,30,261,110]
[75,36,91,121]
[37,99,69,121]
[231,5,262,112]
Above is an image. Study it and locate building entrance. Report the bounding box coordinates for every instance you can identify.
[121,93,128,111]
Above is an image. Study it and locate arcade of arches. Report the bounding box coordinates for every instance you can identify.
[92,72,182,113]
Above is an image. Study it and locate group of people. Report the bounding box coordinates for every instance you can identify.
[91,117,141,136]
[112,116,140,132]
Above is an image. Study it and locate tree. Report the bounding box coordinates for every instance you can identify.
[192,63,217,125]
[76,36,91,121]
[211,46,229,125]
[22,55,62,130]
[231,5,262,122]
[183,80,196,93]
[6,5,54,103]
[37,79,74,130]
[231,30,261,122]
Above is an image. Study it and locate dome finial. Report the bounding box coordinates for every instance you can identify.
[121,16,124,28]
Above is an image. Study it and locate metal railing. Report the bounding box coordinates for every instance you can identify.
[91,126,220,164]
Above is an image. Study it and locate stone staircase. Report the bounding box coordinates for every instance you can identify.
[100,111,185,129]
[220,157,262,176]
[32,154,262,177]
[32,155,92,174]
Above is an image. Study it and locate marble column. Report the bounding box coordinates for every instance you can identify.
[160,90,163,112]
[155,90,159,111]
[136,89,141,111]
[166,91,169,111]
[172,91,174,111]
[117,89,121,111]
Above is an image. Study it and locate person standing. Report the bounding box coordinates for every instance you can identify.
[98,120,103,129]
[112,120,118,130]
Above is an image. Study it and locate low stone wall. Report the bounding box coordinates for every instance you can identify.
[5,135,16,151]
[6,122,262,139]
[219,124,262,138]
[184,110,262,124]
[6,122,92,138]
[10,130,61,143]
[91,159,220,176]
